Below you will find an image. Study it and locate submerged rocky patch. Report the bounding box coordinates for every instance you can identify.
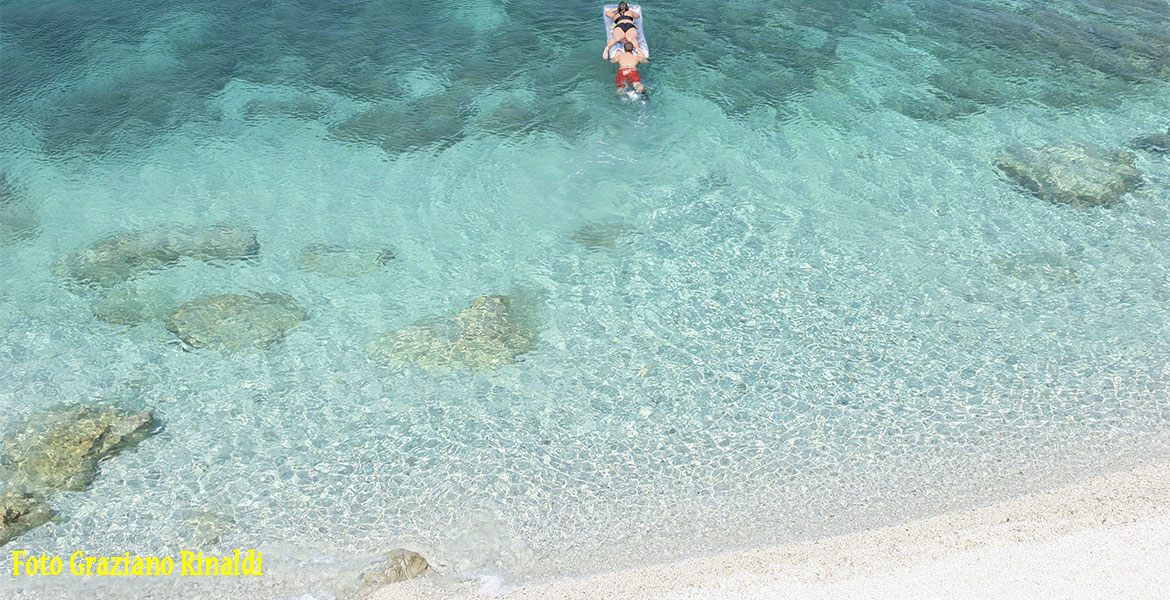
[995,143,1143,207]
[299,243,395,278]
[2,404,156,493]
[0,490,53,548]
[93,281,178,326]
[0,404,157,546]
[53,222,259,287]
[369,294,540,370]
[572,222,639,254]
[1131,127,1170,154]
[0,174,41,247]
[165,292,309,352]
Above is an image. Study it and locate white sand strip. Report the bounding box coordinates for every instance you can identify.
[380,459,1170,600]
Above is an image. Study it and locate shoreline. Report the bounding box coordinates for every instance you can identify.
[380,457,1170,599]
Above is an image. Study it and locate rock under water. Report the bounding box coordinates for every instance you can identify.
[53,222,259,287]
[93,281,177,325]
[995,142,1143,207]
[1,404,157,494]
[299,243,395,278]
[165,292,309,352]
[0,490,53,548]
[0,174,42,247]
[1131,128,1170,154]
[369,295,540,370]
[571,222,639,252]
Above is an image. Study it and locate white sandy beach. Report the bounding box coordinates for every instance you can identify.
[377,459,1170,600]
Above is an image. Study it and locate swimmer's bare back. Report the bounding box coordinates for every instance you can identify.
[613,50,647,70]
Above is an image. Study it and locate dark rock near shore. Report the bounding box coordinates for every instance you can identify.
[350,548,430,598]
[53,222,259,287]
[369,294,540,370]
[0,490,53,548]
[1,404,156,494]
[995,143,1142,207]
[165,292,309,352]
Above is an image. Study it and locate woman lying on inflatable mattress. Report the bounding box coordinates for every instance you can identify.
[603,2,641,58]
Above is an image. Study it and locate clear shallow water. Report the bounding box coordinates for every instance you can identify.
[1,0,1169,597]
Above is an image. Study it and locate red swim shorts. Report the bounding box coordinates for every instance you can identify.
[616,67,641,88]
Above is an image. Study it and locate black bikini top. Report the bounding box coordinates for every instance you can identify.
[613,11,634,25]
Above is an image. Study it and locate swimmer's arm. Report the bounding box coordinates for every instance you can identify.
[628,10,641,19]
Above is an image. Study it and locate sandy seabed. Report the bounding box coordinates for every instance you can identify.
[380,458,1170,600]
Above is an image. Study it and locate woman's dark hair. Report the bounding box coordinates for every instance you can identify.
[617,2,629,12]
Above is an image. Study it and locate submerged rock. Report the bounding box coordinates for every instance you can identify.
[53,222,259,287]
[328,98,466,153]
[299,243,395,278]
[178,511,236,549]
[995,143,1142,207]
[0,490,53,548]
[241,97,330,122]
[93,282,177,325]
[1,404,156,494]
[1131,128,1170,154]
[370,295,540,370]
[165,292,308,352]
[991,252,1082,285]
[350,549,430,598]
[0,174,41,247]
[571,222,638,252]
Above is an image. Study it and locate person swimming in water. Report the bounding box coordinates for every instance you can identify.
[611,40,648,99]
[603,2,641,59]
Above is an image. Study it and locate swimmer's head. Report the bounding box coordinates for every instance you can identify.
[618,2,630,12]
[623,41,635,52]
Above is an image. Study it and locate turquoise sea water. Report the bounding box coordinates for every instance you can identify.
[1,0,1169,597]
